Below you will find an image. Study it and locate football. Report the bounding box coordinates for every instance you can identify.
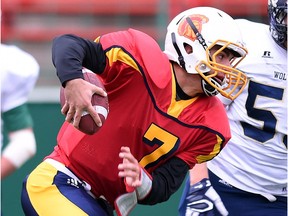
[60,68,109,135]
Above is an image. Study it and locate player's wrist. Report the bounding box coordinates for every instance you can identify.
[135,167,152,200]
[189,178,211,193]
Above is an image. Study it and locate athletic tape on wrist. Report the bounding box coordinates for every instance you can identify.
[2,130,36,167]
[136,168,152,200]
[114,191,137,216]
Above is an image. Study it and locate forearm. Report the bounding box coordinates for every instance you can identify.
[1,128,36,179]
[139,157,189,205]
[52,34,106,86]
[116,158,188,216]
[1,156,17,179]
[118,148,189,205]
[179,163,228,216]
[189,162,208,185]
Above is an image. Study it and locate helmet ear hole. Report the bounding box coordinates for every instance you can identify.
[184,43,193,54]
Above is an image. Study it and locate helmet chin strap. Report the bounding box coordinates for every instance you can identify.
[185,17,208,50]
[171,32,186,69]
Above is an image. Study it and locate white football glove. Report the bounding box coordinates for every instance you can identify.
[179,178,228,216]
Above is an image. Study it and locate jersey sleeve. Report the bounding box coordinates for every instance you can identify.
[2,104,33,132]
[176,97,231,168]
[179,129,229,169]
[139,157,189,205]
[52,34,106,86]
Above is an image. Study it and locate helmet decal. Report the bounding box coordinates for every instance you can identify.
[178,15,209,42]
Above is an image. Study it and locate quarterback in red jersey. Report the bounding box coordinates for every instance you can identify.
[21,7,247,216]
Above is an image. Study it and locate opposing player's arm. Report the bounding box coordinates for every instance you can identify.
[1,104,36,179]
[178,164,228,216]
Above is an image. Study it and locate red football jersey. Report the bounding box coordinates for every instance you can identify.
[47,29,230,206]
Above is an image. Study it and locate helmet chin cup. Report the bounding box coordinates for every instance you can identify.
[201,79,219,97]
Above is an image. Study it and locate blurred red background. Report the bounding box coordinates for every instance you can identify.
[1,0,267,86]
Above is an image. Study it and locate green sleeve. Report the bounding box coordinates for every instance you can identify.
[2,104,33,132]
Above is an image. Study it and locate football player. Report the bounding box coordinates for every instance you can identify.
[1,44,39,179]
[21,7,248,216]
[179,0,287,215]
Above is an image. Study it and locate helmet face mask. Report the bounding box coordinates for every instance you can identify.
[197,41,247,99]
[164,7,248,100]
[268,0,287,49]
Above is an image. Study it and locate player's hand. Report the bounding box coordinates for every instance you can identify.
[118,146,142,188]
[180,178,228,216]
[62,78,107,128]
